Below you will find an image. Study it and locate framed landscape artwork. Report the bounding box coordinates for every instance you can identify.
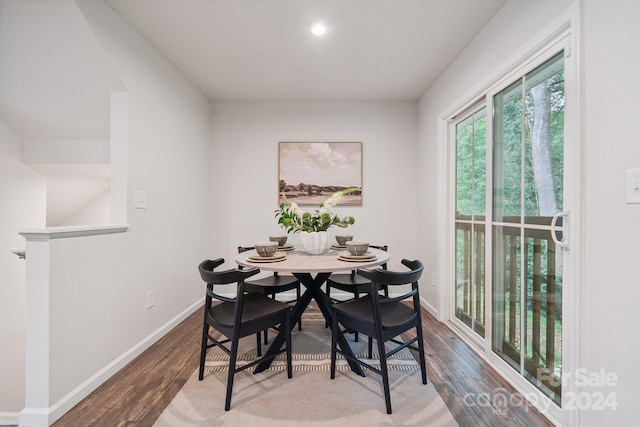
[278,141,362,206]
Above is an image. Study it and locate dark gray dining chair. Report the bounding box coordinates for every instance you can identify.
[198,258,292,411]
[238,246,302,349]
[330,259,426,414]
[326,244,388,344]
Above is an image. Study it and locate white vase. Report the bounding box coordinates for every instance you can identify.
[299,231,328,255]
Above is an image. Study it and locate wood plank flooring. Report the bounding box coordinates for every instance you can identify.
[53,307,554,427]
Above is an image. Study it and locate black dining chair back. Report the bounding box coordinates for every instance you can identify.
[330,259,426,414]
[198,258,292,411]
[238,246,302,347]
[326,244,388,300]
[326,244,388,343]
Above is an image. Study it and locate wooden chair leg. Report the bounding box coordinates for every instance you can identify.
[325,285,331,328]
[264,293,277,344]
[353,289,360,342]
[416,327,428,384]
[256,332,262,357]
[225,336,240,411]
[330,314,339,379]
[296,285,302,331]
[285,313,292,378]
[198,323,209,380]
[377,336,392,414]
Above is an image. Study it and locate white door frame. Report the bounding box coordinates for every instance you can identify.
[435,6,583,426]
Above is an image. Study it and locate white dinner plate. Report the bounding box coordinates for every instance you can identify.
[337,252,376,262]
[278,244,295,251]
[248,252,287,262]
[330,244,347,250]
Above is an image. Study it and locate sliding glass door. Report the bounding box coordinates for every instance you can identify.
[453,51,566,406]
[492,52,565,405]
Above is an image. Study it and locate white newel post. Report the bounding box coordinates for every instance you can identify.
[19,234,51,427]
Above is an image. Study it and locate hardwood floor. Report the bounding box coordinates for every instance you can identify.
[53,310,202,427]
[53,306,554,427]
[409,313,553,427]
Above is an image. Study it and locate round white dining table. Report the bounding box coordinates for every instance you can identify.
[235,247,390,375]
[235,246,390,274]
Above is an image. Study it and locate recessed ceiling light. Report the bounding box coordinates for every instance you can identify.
[311,23,326,36]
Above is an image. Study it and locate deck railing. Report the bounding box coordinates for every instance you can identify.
[455,220,485,337]
[455,214,562,402]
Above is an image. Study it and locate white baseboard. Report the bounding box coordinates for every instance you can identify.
[19,300,202,427]
[420,296,438,318]
[17,407,48,427]
[0,411,18,426]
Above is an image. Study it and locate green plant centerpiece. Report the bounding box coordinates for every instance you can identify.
[275,187,358,254]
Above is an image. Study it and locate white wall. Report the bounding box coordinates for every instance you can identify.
[55,189,110,226]
[419,0,640,424]
[581,0,640,425]
[210,101,421,274]
[42,0,211,415]
[0,119,46,415]
[0,0,122,140]
[3,0,213,423]
[23,138,111,227]
[23,139,109,165]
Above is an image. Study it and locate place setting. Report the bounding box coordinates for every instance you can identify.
[269,235,295,251]
[337,240,377,262]
[330,234,352,251]
[248,241,287,263]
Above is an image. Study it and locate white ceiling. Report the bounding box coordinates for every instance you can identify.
[104,0,507,101]
[0,0,507,140]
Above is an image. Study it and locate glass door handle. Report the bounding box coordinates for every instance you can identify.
[551,210,569,249]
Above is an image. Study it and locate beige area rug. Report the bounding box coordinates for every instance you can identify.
[155,306,459,426]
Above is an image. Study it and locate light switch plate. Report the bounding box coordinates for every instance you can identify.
[626,169,640,204]
[134,191,146,209]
